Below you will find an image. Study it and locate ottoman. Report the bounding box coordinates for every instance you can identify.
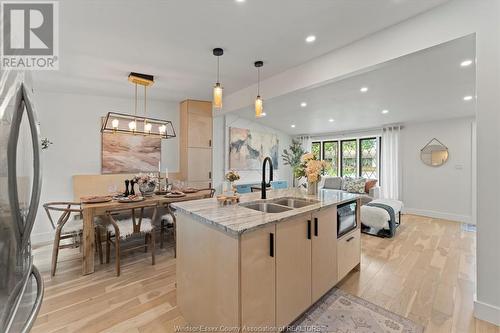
[361,199,403,238]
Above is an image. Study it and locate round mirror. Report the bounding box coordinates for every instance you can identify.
[421,139,449,167]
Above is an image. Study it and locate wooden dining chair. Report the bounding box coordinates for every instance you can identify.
[104,203,158,276]
[43,202,103,276]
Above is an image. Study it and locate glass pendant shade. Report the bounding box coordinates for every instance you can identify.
[213,82,223,110]
[255,95,263,118]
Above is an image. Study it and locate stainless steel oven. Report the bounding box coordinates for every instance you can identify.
[337,200,357,238]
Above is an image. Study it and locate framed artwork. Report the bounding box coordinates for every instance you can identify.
[229,127,279,170]
[101,131,161,174]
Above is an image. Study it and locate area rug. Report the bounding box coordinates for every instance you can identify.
[291,288,424,333]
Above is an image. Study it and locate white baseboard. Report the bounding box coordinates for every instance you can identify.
[403,208,472,224]
[31,231,54,246]
[474,295,500,326]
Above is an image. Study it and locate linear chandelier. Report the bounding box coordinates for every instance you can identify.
[101,72,176,139]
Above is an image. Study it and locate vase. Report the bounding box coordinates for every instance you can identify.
[225,181,235,195]
[307,181,318,195]
[139,183,155,197]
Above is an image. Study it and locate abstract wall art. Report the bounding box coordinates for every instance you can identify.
[101,132,161,174]
[229,127,279,170]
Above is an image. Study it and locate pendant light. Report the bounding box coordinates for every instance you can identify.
[254,61,264,117]
[213,48,224,110]
[101,72,176,139]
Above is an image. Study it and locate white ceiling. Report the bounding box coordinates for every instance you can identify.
[232,34,476,135]
[33,0,449,102]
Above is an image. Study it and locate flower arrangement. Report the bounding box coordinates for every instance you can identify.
[225,169,240,182]
[133,173,158,187]
[297,153,328,183]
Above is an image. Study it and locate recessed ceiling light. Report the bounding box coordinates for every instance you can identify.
[291,124,296,128]
[381,109,389,114]
[460,59,473,67]
[463,95,473,101]
[235,0,245,2]
[305,35,316,43]
[329,118,334,122]
[261,112,266,116]
[300,102,307,107]
[360,87,368,93]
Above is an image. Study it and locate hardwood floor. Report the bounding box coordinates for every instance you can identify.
[31,215,499,333]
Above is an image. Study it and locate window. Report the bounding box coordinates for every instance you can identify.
[360,138,379,179]
[322,141,339,176]
[311,141,321,160]
[341,140,357,177]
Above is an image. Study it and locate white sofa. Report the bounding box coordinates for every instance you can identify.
[320,176,381,205]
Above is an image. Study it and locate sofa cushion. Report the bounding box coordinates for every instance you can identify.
[365,179,378,193]
[344,178,366,194]
[323,177,343,190]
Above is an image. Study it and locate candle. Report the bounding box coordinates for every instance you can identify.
[158,161,161,173]
[165,167,169,179]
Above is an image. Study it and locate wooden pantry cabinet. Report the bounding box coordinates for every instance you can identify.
[179,100,213,188]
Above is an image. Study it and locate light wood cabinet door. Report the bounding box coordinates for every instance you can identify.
[186,100,212,117]
[187,148,212,181]
[241,224,276,328]
[188,112,212,148]
[276,215,312,327]
[337,228,361,281]
[311,207,338,303]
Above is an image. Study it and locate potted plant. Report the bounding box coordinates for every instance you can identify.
[281,139,305,187]
[297,153,328,195]
[133,173,158,197]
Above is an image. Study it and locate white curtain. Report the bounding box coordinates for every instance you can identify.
[381,126,401,200]
[297,135,312,153]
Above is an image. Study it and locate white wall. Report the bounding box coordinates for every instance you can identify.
[32,91,179,243]
[401,117,474,223]
[212,114,293,193]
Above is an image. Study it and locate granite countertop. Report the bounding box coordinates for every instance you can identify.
[171,188,360,236]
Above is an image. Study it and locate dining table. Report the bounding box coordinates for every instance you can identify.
[80,191,209,275]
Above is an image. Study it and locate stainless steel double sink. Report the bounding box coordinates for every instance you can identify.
[240,197,319,213]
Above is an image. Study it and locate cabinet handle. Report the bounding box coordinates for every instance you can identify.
[314,217,318,237]
[269,233,274,257]
[208,171,212,179]
[346,236,355,242]
[307,220,311,240]
[209,139,212,147]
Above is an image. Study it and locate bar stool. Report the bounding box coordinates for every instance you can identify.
[43,202,103,276]
[104,203,158,276]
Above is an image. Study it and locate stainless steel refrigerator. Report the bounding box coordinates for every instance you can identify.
[0,69,44,333]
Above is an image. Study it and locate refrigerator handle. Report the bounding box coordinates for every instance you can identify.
[18,265,44,333]
[20,84,43,250]
[6,83,26,248]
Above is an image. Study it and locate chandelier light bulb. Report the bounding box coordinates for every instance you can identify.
[111,118,119,129]
[128,120,137,131]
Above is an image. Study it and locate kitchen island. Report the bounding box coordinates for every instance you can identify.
[171,188,361,331]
